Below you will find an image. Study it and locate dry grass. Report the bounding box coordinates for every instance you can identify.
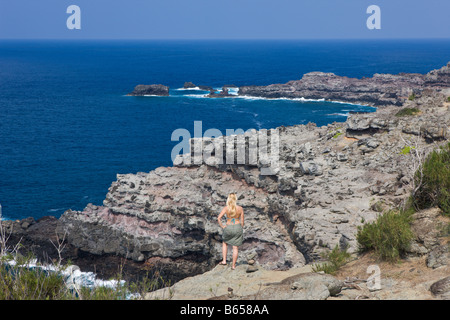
[332,252,449,300]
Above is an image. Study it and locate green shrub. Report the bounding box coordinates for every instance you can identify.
[408,93,416,101]
[445,222,450,237]
[312,244,351,275]
[356,209,414,262]
[395,107,420,117]
[413,142,450,216]
[333,132,343,139]
[447,96,450,102]
[77,283,129,300]
[437,221,450,238]
[400,146,415,155]
[0,257,69,300]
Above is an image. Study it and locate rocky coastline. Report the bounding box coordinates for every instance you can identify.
[3,63,449,296]
[238,62,450,106]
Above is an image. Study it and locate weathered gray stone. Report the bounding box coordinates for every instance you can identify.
[299,161,323,176]
[253,272,343,300]
[426,244,449,269]
[430,276,450,297]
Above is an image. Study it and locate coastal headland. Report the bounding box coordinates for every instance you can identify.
[3,62,449,299]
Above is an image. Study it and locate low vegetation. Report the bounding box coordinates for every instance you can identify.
[0,211,172,300]
[400,145,415,155]
[312,245,351,275]
[0,252,169,300]
[413,142,450,216]
[0,254,70,300]
[333,131,343,139]
[357,142,449,262]
[395,107,420,117]
[356,209,414,262]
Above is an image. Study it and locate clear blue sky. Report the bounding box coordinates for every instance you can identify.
[0,0,449,39]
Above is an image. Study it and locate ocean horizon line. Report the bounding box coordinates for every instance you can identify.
[1,37,450,42]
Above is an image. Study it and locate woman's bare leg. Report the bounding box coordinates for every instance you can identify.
[222,242,227,264]
[232,246,238,269]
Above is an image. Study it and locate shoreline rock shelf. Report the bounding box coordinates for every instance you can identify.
[238,62,450,106]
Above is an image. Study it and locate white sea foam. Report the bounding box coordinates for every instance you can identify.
[327,112,350,117]
[47,208,65,213]
[127,90,374,109]
[235,95,376,108]
[180,94,347,104]
[183,94,209,98]
[174,87,205,91]
[227,88,239,95]
[235,95,325,102]
[254,120,263,129]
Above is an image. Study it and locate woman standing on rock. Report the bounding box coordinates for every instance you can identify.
[218,193,244,270]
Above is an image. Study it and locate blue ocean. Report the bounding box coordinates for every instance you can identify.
[1,39,449,220]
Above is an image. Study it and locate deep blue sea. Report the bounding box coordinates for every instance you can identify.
[0,39,449,220]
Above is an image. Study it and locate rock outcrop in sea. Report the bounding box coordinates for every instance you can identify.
[128,84,170,96]
[5,63,450,288]
[183,82,213,91]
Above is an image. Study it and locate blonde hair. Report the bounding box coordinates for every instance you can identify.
[226,193,238,218]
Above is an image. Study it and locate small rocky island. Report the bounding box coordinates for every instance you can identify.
[127,84,170,96]
[183,82,213,91]
[3,62,449,299]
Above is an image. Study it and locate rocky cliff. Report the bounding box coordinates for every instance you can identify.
[6,63,450,285]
